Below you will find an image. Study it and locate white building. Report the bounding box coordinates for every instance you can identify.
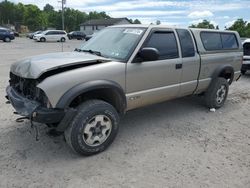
[80,18,131,35]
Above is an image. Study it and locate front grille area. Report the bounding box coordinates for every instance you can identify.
[9,72,48,107]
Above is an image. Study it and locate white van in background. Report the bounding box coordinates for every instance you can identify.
[34,30,67,42]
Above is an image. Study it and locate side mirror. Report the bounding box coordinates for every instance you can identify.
[138,47,159,62]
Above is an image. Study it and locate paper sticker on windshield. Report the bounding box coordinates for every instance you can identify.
[123,29,143,35]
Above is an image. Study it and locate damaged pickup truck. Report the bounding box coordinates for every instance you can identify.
[6,25,242,156]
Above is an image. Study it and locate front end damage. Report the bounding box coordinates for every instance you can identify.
[5,72,77,139]
[6,52,115,140]
[6,72,65,123]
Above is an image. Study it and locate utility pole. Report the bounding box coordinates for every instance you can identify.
[58,0,66,30]
[61,0,66,30]
[58,0,66,52]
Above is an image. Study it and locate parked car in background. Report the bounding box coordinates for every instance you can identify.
[27,31,42,39]
[241,39,250,74]
[0,27,15,42]
[67,31,86,40]
[85,31,99,41]
[26,32,32,38]
[14,31,19,37]
[33,30,67,42]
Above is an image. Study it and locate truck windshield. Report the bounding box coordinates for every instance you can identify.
[79,27,146,61]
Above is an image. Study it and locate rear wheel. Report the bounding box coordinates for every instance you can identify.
[40,37,46,42]
[205,77,229,109]
[4,37,11,42]
[64,100,120,156]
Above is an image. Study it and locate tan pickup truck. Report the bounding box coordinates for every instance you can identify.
[6,25,242,155]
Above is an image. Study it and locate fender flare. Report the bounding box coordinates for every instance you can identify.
[212,64,234,84]
[56,80,127,112]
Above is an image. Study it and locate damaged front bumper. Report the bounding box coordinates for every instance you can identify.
[6,86,65,124]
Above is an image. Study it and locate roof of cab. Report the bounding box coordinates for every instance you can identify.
[110,24,187,29]
[109,24,239,33]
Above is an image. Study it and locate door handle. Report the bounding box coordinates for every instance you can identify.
[175,64,182,69]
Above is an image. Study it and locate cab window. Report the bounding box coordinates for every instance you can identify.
[176,29,195,57]
[201,32,238,50]
[221,33,238,49]
[144,31,179,60]
[201,32,222,50]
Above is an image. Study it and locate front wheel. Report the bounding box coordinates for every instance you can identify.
[60,37,66,42]
[40,37,46,42]
[4,37,11,42]
[205,77,229,109]
[64,100,120,156]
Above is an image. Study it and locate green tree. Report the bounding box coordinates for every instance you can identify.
[129,18,141,24]
[156,20,161,25]
[0,0,16,24]
[0,0,141,32]
[133,19,141,24]
[88,11,110,20]
[43,4,54,12]
[63,8,88,31]
[189,19,217,29]
[227,19,250,37]
[23,4,45,30]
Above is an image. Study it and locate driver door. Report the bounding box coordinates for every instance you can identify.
[126,29,182,110]
[46,31,56,41]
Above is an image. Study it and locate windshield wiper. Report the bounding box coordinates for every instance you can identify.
[74,48,102,56]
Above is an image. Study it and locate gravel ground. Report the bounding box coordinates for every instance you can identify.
[0,38,249,188]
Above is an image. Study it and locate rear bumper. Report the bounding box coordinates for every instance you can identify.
[6,86,65,124]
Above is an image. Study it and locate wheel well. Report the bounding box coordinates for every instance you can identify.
[69,88,125,114]
[218,68,234,84]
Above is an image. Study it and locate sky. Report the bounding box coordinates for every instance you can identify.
[9,0,250,29]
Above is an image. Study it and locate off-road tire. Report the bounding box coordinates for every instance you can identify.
[205,77,229,109]
[64,100,120,156]
[40,37,46,42]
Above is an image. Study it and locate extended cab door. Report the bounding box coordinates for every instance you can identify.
[126,28,182,110]
[176,29,200,97]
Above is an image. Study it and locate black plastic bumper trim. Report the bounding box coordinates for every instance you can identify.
[6,86,65,124]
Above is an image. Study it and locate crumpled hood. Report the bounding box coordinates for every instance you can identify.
[10,52,110,79]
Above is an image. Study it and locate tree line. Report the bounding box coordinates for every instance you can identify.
[189,19,250,37]
[0,0,141,32]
